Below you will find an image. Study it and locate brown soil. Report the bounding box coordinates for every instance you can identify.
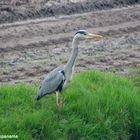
[0,0,140,24]
[0,1,140,83]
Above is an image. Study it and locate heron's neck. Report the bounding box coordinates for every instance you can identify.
[65,36,78,71]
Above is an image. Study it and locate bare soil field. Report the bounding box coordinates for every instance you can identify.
[0,0,140,83]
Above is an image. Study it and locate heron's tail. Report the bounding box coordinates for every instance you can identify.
[35,89,47,101]
[35,95,41,101]
[35,90,43,100]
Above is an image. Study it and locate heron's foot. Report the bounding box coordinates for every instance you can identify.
[56,98,64,112]
[57,98,63,107]
[59,98,63,108]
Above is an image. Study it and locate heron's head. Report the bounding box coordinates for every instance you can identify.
[75,30,103,40]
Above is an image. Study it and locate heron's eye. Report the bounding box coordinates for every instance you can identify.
[83,32,87,35]
[75,31,87,36]
[80,32,87,35]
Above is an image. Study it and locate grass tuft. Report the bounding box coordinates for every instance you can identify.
[0,71,140,140]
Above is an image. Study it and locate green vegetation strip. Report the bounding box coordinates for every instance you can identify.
[0,71,140,140]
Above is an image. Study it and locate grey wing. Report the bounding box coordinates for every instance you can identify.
[44,65,64,83]
[38,65,64,96]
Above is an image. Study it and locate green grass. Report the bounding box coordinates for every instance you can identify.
[0,71,140,140]
[131,68,140,87]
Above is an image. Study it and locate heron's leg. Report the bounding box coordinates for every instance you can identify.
[59,93,63,106]
[56,92,59,106]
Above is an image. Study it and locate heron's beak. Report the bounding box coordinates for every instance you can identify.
[85,33,103,40]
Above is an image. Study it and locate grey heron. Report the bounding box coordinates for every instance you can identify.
[35,30,103,106]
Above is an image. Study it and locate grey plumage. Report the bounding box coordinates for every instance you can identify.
[35,30,103,105]
[36,65,65,100]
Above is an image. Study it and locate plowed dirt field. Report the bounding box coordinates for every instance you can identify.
[0,0,140,83]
